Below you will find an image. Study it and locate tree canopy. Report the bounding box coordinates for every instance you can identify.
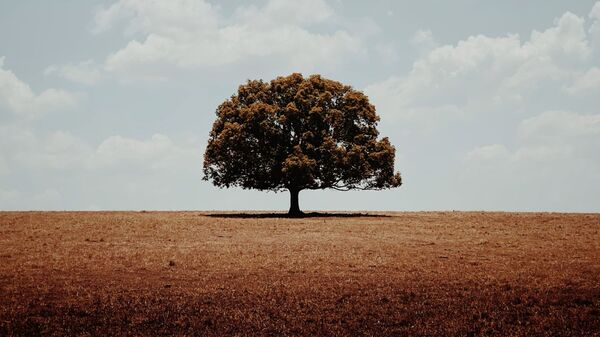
[203,73,401,216]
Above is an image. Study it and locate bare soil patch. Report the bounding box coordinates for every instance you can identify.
[1,211,599,336]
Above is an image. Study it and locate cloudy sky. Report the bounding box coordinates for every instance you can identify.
[1,0,599,212]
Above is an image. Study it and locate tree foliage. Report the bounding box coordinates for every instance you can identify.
[203,73,401,213]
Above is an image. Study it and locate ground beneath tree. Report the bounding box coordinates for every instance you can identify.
[1,211,599,336]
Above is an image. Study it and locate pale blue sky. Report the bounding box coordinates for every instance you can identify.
[1,0,599,211]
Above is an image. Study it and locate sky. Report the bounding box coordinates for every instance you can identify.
[1,0,599,212]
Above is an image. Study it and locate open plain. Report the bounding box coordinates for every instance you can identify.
[0,211,599,336]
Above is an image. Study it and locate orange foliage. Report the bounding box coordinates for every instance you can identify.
[203,74,402,204]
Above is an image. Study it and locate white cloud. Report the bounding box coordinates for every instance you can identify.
[0,125,36,148]
[0,126,203,210]
[367,33,524,124]
[364,3,600,211]
[0,57,79,118]
[44,0,355,84]
[565,67,600,95]
[233,0,333,27]
[92,0,220,35]
[411,29,438,54]
[526,12,590,62]
[0,125,88,171]
[518,110,600,143]
[588,2,600,52]
[467,141,573,167]
[93,133,200,171]
[465,144,510,163]
[59,0,361,82]
[374,43,398,64]
[365,11,595,125]
[17,131,91,171]
[591,1,600,19]
[104,27,359,72]
[0,125,200,174]
[461,110,600,211]
[95,134,173,162]
[45,60,104,85]
[4,1,599,212]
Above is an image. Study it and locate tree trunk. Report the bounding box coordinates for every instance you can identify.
[288,188,303,217]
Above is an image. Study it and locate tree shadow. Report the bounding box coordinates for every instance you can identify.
[205,212,390,219]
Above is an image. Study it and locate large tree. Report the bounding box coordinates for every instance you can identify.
[203,73,401,216]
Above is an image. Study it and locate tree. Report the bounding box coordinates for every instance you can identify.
[203,73,402,216]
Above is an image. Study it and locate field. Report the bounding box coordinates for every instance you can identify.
[1,211,599,336]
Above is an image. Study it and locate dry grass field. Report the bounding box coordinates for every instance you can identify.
[1,211,599,336]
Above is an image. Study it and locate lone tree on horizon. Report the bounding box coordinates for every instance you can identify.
[203,73,402,216]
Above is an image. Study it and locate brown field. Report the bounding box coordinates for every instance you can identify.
[1,211,599,336]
